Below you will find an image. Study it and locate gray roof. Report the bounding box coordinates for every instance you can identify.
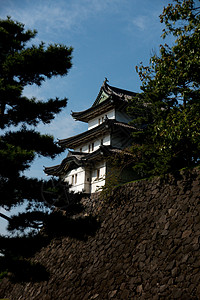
[71,79,136,122]
[58,119,136,149]
[44,145,133,176]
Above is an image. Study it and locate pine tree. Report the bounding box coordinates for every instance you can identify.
[0,17,73,233]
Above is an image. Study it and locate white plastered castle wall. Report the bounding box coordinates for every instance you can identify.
[63,166,90,193]
[74,133,111,153]
[88,109,115,130]
[63,161,106,194]
[91,161,106,193]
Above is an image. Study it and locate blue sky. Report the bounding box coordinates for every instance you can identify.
[0,0,172,233]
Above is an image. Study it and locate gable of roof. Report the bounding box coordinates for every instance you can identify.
[71,79,136,122]
[92,78,135,107]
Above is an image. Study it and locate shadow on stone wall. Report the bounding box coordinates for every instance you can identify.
[0,255,49,283]
[1,168,200,299]
[43,212,101,240]
[0,212,100,283]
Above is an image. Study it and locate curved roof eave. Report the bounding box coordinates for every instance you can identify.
[44,145,134,176]
[71,97,115,122]
[71,81,136,122]
[58,119,136,149]
[44,153,84,176]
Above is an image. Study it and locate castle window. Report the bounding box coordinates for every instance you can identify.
[88,143,94,152]
[75,174,77,184]
[97,169,100,179]
[80,147,82,152]
[72,175,74,185]
[98,118,101,125]
[101,138,103,145]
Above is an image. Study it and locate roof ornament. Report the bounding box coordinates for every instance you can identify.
[103,77,109,86]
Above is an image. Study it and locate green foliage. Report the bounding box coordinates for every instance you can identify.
[0,270,8,281]
[0,16,73,234]
[100,152,135,203]
[128,0,200,177]
[99,165,121,203]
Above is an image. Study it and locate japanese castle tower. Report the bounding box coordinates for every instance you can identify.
[44,79,136,194]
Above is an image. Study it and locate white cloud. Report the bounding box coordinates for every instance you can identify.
[131,15,147,31]
[36,111,86,140]
[0,0,122,39]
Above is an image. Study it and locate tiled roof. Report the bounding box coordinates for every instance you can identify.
[44,150,85,175]
[58,119,136,149]
[92,79,136,107]
[44,145,133,176]
[71,80,136,122]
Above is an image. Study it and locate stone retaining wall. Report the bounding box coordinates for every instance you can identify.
[1,168,200,299]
